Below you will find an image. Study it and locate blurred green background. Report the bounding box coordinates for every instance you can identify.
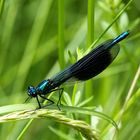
[0,0,140,140]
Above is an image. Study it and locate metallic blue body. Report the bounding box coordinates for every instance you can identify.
[36,80,49,92]
[111,31,129,45]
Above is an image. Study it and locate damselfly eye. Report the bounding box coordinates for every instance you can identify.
[27,86,37,97]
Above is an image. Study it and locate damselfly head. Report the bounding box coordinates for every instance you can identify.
[28,86,37,97]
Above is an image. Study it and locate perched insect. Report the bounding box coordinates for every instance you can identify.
[27,31,129,109]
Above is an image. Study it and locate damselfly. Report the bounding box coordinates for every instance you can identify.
[27,31,129,109]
